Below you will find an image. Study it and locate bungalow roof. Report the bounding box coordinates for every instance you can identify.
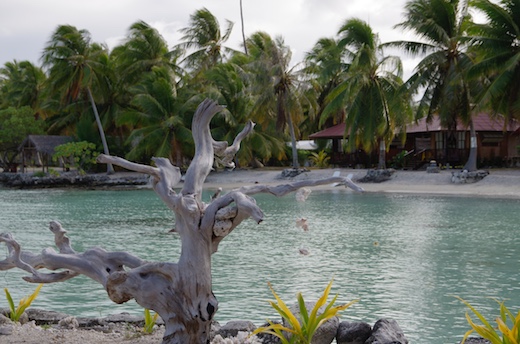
[19,135,74,155]
[309,113,520,139]
[405,113,520,133]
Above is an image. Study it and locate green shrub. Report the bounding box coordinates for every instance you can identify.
[32,171,46,178]
[457,296,520,344]
[4,284,43,322]
[308,150,330,168]
[48,168,60,177]
[252,279,357,344]
[52,141,100,173]
[390,151,407,169]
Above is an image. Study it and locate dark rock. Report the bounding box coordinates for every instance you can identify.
[357,169,396,183]
[336,321,372,344]
[451,170,489,184]
[255,321,282,344]
[0,325,13,335]
[217,320,256,338]
[0,172,150,188]
[459,338,491,344]
[280,168,309,178]
[284,301,338,344]
[365,318,408,344]
[0,314,11,326]
[25,308,70,325]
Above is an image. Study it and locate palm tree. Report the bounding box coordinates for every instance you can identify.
[387,0,476,170]
[117,66,191,166]
[468,0,520,121]
[245,31,305,168]
[239,0,248,55]
[108,20,185,154]
[112,21,182,87]
[178,8,235,74]
[303,37,349,130]
[41,25,114,173]
[323,19,411,169]
[0,60,48,118]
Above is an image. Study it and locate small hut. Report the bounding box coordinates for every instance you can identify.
[19,135,74,173]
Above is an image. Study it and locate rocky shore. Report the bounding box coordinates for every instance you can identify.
[2,308,489,344]
[0,171,151,188]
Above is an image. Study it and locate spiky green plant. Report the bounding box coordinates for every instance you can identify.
[308,150,330,168]
[252,279,357,344]
[4,284,43,322]
[457,296,520,344]
[143,308,159,334]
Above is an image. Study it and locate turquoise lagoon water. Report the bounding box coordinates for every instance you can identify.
[0,186,519,344]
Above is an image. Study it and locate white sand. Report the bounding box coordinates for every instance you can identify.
[203,167,520,198]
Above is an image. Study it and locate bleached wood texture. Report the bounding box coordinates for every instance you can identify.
[0,99,363,343]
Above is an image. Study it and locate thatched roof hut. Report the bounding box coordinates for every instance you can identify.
[19,135,74,173]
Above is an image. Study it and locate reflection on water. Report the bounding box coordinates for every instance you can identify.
[1,187,519,344]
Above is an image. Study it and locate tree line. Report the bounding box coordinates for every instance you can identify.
[1,0,519,172]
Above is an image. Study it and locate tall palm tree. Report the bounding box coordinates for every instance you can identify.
[323,19,411,169]
[112,20,182,87]
[41,25,114,173]
[0,60,48,118]
[387,0,476,170]
[117,66,191,166]
[178,8,235,74]
[303,37,349,130]
[109,20,185,154]
[468,0,520,120]
[240,0,248,55]
[245,31,305,168]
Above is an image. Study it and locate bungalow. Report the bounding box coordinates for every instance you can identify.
[18,135,74,173]
[309,113,520,169]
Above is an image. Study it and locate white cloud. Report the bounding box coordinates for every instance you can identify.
[0,0,419,73]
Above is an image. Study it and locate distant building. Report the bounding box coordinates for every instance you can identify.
[309,113,520,168]
[19,135,74,173]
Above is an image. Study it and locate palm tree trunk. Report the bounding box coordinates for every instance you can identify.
[285,109,300,168]
[463,119,477,171]
[378,139,386,169]
[87,88,114,174]
[240,0,248,55]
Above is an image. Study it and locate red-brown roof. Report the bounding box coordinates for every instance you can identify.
[309,123,346,139]
[405,113,520,133]
[309,113,520,139]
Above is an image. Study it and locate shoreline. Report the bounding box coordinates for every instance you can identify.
[202,167,520,199]
[2,167,520,199]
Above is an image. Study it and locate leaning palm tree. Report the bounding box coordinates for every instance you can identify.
[323,18,411,169]
[41,25,114,173]
[467,0,520,121]
[245,31,305,168]
[387,0,476,170]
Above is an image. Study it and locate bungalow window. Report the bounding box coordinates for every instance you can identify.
[481,133,503,147]
[435,132,444,150]
[457,132,466,149]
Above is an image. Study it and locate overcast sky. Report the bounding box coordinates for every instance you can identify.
[0,0,422,77]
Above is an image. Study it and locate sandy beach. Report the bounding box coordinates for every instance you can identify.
[203,167,520,198]
[2,167,519,344]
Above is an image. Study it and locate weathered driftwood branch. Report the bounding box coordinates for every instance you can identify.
[1,99,364,344]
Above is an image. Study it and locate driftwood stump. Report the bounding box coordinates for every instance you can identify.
[0,99,363,343]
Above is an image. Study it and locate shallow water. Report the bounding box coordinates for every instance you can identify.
[1,187,519,344]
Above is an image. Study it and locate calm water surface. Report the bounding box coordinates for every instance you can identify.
[0,186,519,344]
